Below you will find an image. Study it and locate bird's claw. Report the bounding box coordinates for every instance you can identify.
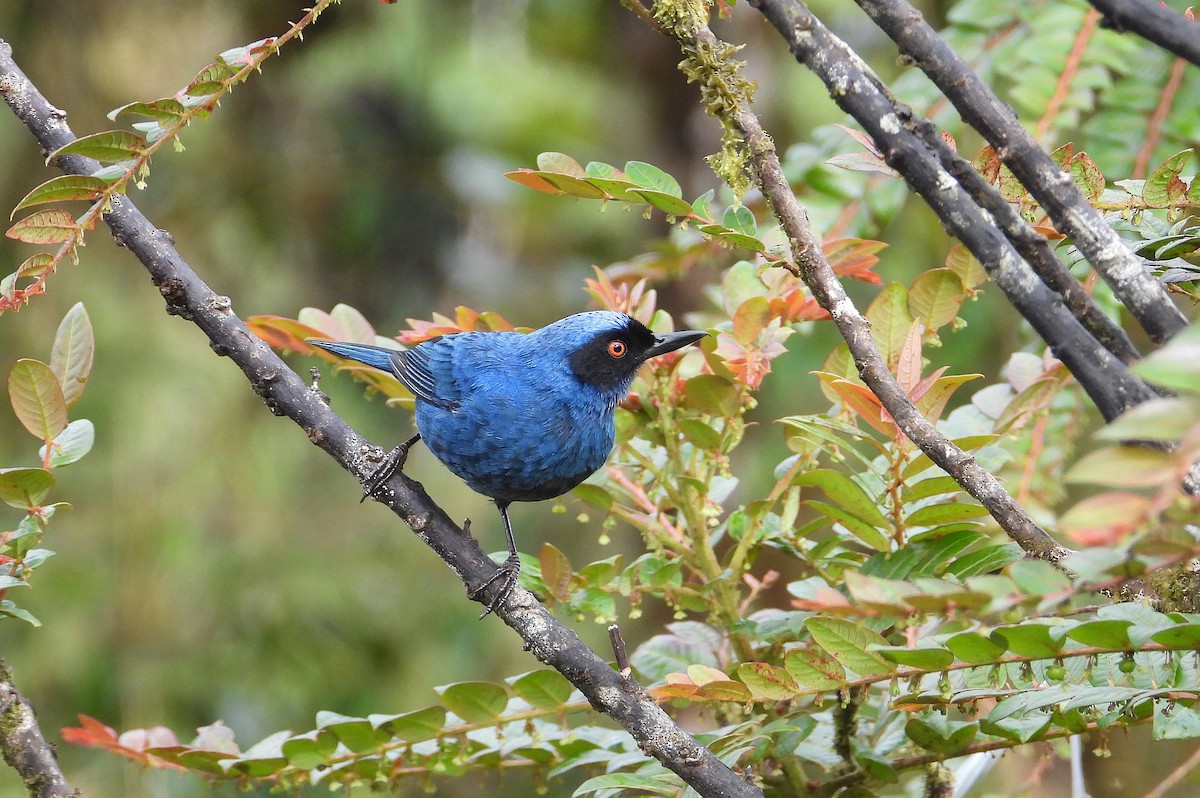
[471,554,521,619]
[360,439,414,502]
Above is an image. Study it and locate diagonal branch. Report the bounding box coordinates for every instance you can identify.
[847,0,1189,345]
[1086,0,1200,67]
[747,0,1155,421]
[0,660,74,798]
[0,40,761,798]
[641,6,1070,562]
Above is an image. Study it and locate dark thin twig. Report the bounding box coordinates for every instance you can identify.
[848,0,1189,345]
[748,0,1155,421]
[0,40,761,798]
[643,9,1071,561]
[1086,0,1200,67]
[0,660,75,798]
[609,624,630,672]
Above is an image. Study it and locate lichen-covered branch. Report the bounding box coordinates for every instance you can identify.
[0,660,75,798]
[0,39,760,798]
[641,4,1070,561]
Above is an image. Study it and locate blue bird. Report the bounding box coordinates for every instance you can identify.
[309,311,707,616]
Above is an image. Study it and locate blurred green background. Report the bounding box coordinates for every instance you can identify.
[0,1,1196,796]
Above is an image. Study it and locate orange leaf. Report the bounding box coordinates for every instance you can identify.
[503,169,562,194]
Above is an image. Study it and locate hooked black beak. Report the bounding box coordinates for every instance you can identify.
[643,329,709,359]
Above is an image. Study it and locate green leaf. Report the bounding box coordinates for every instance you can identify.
[691,189,715,219]
[807,500,890,552]
[50,302,94,409]
[1098,397,1200,442]
[906,713,978,755]
[535,172,608,199]
[5,209,78,244]
[575,772,681,796]
[873,643,954,669]
[678,418,722,449]
[1154,702,1200,740]
[314,711,380,753]
[38,419,95,468]
[49,130,147,165]
[1008,560,1072,598]
[572,483,613,510]
[1142,149,1192,207]
[108,97,187,123]
[980,715,1052,744]
[738,662,800,701]
[904,502,989,527]
[0,600,41,626]
[378,705,446,743]
[866,283,913,366]
[945,631,1006,664]
[783,648,845,690]
[944,542,1023,577]
[904,476,965,502]
[683,374,740,416]
[806,617,894,676]
[629,189,694,217]
[1131,324,1200,394]
[624,161,682,197]
[721,205,758,235]
[281,731,337,769]
[1150,623,1200,649]
[510,670,574,709]
[1065,445,1175,488]
[12,175,111,215]
[578,554,622,585]
[437,681,509,723]
[8,359,68,441]
[991,623,1065,658]
[225,731,290,776]
[907,269,964,330]
[794,469,889,528]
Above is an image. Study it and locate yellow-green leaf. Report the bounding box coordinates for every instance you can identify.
[908,269,964,330]
[12,175,110,217]
[806,617,895,676]
[866,283,913,367]
[8,359,68,441]
[5,209,78,244]
[50,302,93,409]
[49,130,148,165]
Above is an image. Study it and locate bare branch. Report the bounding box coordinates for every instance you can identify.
[0,39,760,798]
[849,0,1189,345]
[0,660,75,798]
[1086,0,1200,67]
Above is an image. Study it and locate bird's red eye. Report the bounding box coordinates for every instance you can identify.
[607,340,627,358]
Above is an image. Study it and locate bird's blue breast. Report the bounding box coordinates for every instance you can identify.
[411,331,624,503]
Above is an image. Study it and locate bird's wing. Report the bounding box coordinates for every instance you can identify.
[390,343,460,411]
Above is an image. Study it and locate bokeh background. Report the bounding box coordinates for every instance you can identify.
[0,1,1196,796]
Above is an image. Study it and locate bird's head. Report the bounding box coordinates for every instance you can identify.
[540,311,708,397]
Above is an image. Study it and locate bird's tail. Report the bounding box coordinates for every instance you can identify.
[307,340,400,371]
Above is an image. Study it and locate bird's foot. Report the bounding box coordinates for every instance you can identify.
[470,554,521,619]
[360,440,414,502]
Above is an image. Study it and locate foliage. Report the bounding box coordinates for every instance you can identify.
[1,302,95,626]
[3,0,1200,796]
